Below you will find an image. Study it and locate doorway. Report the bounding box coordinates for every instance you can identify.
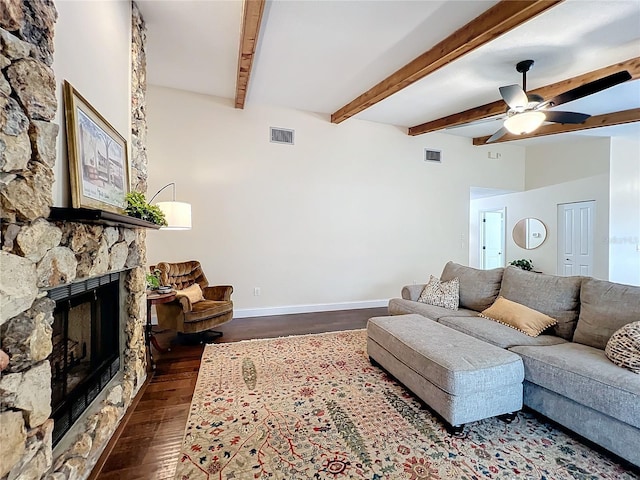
[480,208,506,269]
[557,200,595,276]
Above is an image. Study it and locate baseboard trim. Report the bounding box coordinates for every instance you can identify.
[234,299,389,318]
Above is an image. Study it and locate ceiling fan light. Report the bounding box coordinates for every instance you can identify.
[504,111,546,135]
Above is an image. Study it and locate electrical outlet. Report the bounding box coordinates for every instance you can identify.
[253,287,261,296]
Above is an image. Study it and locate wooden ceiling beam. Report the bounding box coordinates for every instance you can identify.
[235,0,266,109]
[330,0,562,124]
[472,108,640,145]
[409,56,640,136]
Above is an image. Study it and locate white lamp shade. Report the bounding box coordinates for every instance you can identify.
[156,201,192,230]
[504,111,546,135]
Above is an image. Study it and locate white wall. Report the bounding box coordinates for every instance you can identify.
[470,174,610,279]
[609,136,640,286]
[145,86,525,314]
[53,0,132,206]
[525,137,610,190]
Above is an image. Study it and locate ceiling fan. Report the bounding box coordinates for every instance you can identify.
[485,59,632,143]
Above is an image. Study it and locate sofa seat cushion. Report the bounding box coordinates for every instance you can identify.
[510,343,640,428]
[438,316,567,349]
[185,299,233,323]
[440,262,503,312]
[573,278,640,350]
[368,314,523,396]
[498,267,582,340]
[388,298,477,320]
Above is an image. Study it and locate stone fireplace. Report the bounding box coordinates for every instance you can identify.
[0,2,150,479]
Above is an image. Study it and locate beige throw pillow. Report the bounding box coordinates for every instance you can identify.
[480,296,557,337]
[605,321,640,374]
[417,275,459,310]
[176,283,205,304]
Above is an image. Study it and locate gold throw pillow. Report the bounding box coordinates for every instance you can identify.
[480,296,557,337]
[176,283,205,304]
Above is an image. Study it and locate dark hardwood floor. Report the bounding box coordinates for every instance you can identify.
[91,307,386,480]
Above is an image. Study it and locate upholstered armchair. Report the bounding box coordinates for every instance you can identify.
[155,260,233,342]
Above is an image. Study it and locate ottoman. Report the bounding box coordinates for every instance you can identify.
[367,314,524,431]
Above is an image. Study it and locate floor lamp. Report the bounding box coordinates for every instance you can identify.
[149,183,192,230]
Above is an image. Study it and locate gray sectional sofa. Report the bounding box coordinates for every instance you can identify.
[387,262,640,467]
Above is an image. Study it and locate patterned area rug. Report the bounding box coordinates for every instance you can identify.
[175,330,637,479]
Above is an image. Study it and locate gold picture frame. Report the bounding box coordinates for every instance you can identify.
[63,80,129,213]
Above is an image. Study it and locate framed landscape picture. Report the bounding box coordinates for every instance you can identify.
[63,80,129,213]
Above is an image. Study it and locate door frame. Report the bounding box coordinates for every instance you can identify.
[479,207,506,269]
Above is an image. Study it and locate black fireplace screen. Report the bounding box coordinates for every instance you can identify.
[48,272,121,446]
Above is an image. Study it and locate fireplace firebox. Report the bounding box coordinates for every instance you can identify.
[48,272,122,446]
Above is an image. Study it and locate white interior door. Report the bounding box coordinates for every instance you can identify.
[481,209,505,269]
[557,201,595,276]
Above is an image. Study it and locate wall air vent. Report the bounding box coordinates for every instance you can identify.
[424,149,442,163]
[270,127,295,145]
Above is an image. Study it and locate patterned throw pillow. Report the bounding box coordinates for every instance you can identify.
[417,275,459,310]
[605,321,640,374]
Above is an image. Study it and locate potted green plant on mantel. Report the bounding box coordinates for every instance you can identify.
[509,259,534,271]
[125,192,167,227]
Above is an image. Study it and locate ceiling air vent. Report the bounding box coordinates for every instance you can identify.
[424,149,442,163]
[270,127,295,145]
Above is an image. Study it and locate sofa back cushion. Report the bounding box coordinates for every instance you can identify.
[498,267,582,340]
[573,278,640,350]
[440,262,503,312]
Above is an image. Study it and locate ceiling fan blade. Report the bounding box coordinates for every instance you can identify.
[485,126,508,144]
[544,111,591,124]
[544,71,632,107]
[499,84,529,109]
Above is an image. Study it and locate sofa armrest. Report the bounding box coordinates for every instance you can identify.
[203,285,234,301]
[402,284,426,301]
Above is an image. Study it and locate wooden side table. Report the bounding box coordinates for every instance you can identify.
[146,290,176,370]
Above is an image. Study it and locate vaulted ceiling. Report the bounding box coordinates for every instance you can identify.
[136,0,640,145]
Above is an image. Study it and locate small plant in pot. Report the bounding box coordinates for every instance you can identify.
[146,268,161,290]
[509,259,534,271]
[146,268,172,293]
[125,192,168,227]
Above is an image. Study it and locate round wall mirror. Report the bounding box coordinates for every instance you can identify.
[513,218,547,249]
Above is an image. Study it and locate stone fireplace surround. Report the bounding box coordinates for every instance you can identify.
[0,1,151,479]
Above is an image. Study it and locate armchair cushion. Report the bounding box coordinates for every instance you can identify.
[185,300,233,323]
